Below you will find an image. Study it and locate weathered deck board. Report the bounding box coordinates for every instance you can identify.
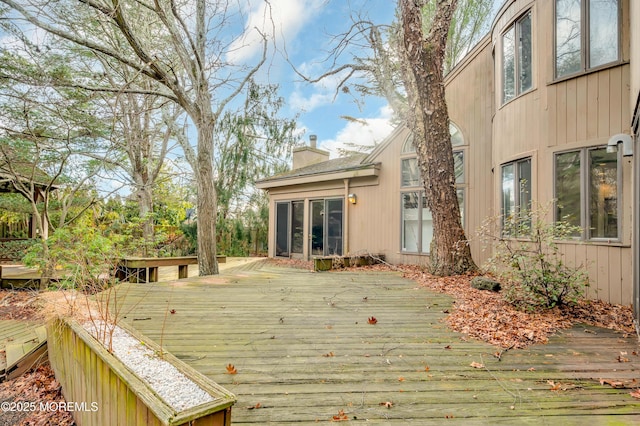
[116,262,640,424]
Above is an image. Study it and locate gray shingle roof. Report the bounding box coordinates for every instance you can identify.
[258,153,373,183]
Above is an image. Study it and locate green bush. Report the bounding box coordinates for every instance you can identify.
[480,207,589,310]
[23,226,118,292]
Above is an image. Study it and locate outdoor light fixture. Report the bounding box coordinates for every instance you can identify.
[348,193,357,204]
[607,133,634,156]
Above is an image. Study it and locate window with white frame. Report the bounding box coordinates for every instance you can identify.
[501,158,532,236]
[555,0,620,79]
[400,124,465,253]
[502,10,532,103]
[554,147,620,240]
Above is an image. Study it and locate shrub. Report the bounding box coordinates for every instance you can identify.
[479,207,589,310]
[23,226,118,293]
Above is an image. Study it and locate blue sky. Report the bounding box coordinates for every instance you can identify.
[229,0,399,158]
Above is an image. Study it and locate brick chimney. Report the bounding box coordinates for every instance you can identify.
[292,134,330,169]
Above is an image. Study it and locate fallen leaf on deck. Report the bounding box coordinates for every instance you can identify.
[331,409,348,421]
[547,380,562,391]
[170,309,176,314]
[470,362,484,369]
[398,376,405,382]
[600,379,625,388]
[322,352,335,357]
[379,401,393,408]
[368,316,378,325]
[226,364,238,374]
[247,402,262,410]
[630,389,640,399]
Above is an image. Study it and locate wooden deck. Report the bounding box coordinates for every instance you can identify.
[0,320,47,381]
[116,261,640,424]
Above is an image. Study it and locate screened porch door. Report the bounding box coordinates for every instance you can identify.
[310,199,343,256]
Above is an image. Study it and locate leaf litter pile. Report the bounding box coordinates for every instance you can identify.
[401,266,635,349]
[0,362,74,426]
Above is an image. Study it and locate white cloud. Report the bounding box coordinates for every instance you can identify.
[318,105,394,158]
[289,90,333,112]
[226,0,325,64]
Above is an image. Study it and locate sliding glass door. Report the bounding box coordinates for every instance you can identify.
[310,198,343,256]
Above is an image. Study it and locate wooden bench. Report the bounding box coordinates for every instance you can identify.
[116,255,226,283]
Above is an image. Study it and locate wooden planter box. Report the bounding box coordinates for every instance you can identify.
[313,257,333,271]
[47,318,236,425]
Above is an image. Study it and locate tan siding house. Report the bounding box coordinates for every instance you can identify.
[257,0,640,312]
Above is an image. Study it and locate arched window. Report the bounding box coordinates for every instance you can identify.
[400,123,467,254]
[402,135,416,153]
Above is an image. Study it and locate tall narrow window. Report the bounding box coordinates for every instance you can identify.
[275,202,290,257]
[554,148,619,240]
[401,158,420,187]
[555,0,619,78]
[502,11,532,103]
[401,192,433,254]
[400,124,466,253]
[501,158,532,235]
[588,149,618,238]
[291,201,304,254]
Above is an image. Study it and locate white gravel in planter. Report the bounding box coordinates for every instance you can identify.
[83,321,215,412]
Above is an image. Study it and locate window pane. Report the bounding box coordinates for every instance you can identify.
[453,151,464,184]
[589,0,618,68]
[275,202,290,256]
[518,159,532,231]
[402,192,419,252]
[501,164,516,233]
[502,26,515,103]
[450,123,464,146]
[518,12,532,93]
[589,148,618,238]
[556,0,582,77]
[291,201,304,253]
[421,194,433,254]
[310,200,324,256]
[401,158,420,187]
[402,135,416,153]
[457,188,465,224]
[326,199,343,255]
[555,151,582,235]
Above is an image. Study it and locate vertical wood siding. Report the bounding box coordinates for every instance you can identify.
[492,0,633,304]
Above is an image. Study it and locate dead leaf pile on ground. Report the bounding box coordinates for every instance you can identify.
[402,265,635,348]
[266,258,397,272]
[0,362,74,426]
[0,290,43,321]
[266,258,313,270]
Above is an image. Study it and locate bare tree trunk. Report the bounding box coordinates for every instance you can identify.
[196,121,219,276]
[136,184,154,255]
[399,0,477,275]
